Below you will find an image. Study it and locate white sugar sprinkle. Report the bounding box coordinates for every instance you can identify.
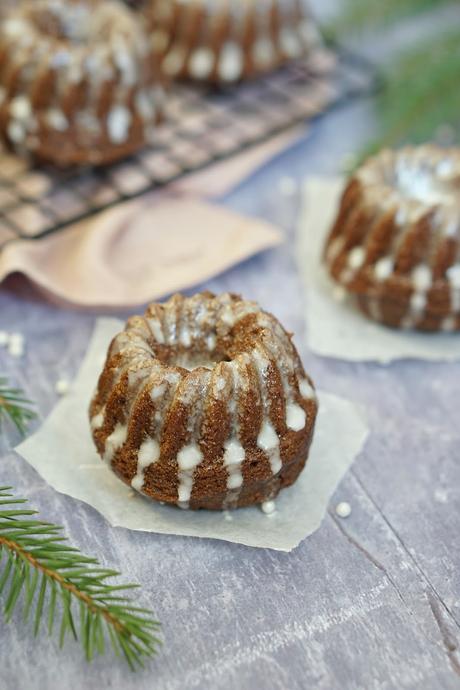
[9,343,24,358]
[55,379,70,396]
[8,333,24,357]
[335,501,352,518]
[9,332,24,345]
[0,331,9,346]
[261,500,276,515]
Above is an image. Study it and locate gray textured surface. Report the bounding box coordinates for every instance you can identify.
[1,8,460,689]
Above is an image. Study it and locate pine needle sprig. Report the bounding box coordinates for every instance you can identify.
[348,26,460,165]
[0,377,36,436]
[330,0,455,34]
[0,488,161,668]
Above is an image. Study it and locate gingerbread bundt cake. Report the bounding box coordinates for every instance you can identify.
[89,293,318,510]
[324,145,460,331]
[146,0,320,83]
[0,0,165,166]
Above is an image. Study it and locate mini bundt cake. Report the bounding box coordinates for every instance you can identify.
[324,145,460,331]
[89,292,318,510]
[0,0,165,166]
[146,0,320,83]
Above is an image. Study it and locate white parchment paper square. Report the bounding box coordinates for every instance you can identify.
[16,318,369,552]
[297,177,460,363]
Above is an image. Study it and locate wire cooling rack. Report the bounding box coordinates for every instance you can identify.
[0,45,379,248]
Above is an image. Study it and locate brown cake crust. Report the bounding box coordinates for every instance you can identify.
[0,0,165,166]
[324,145,460,331]
[89,292,318,510]
[145,0,320,84]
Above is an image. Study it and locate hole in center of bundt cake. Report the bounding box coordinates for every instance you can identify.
[170,349,230,371]
[394,162,458,207]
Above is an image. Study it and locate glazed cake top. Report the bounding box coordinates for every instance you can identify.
[356,145,460,236]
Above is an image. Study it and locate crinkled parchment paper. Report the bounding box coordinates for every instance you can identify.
[16,319,369,552]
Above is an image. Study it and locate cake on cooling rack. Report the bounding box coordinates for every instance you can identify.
[0,0,165,166]
[89,292,318,510]
[145,0,320,83]
[324,145,460,332]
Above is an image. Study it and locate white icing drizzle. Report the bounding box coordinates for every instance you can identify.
[223,439,245,490]
[163,306,178,345]
[257,420,282,475]
[326,236,345,263]
[148,316,165,344]
[131,438,160,492]
[128,366,150,388]
[447,264,460,289]
[206,333,216,351]
[412,264,432,292]
[347,246,366,270]
[409,291,427,315]
[443,219,459,238]
[91,410,104,430]
[286,402,306,432]
[374,256,394,281]
[189,47,214,79]
[220,305,236,327]
[3,18,27,38]
[177,443,203,507]
[179,321,192,347]
[46,108,69,131]
[10,95,31,121]
[397,165,454,206]
[437,159,454,177]
[222,362,245,507]
[104,423,127,464]
[254,315,311,448]
[107,105,132,144]
[299,378,315,400]
[218,42,243,82]
[151,383,167,400]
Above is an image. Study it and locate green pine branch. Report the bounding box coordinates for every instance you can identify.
[330,0,455,34]
[353,26,460,164]
[328,0,460,167]
[0,378,161,669]
[0,486,161,668]
[0,377,36,436]
[375,28,460,144]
